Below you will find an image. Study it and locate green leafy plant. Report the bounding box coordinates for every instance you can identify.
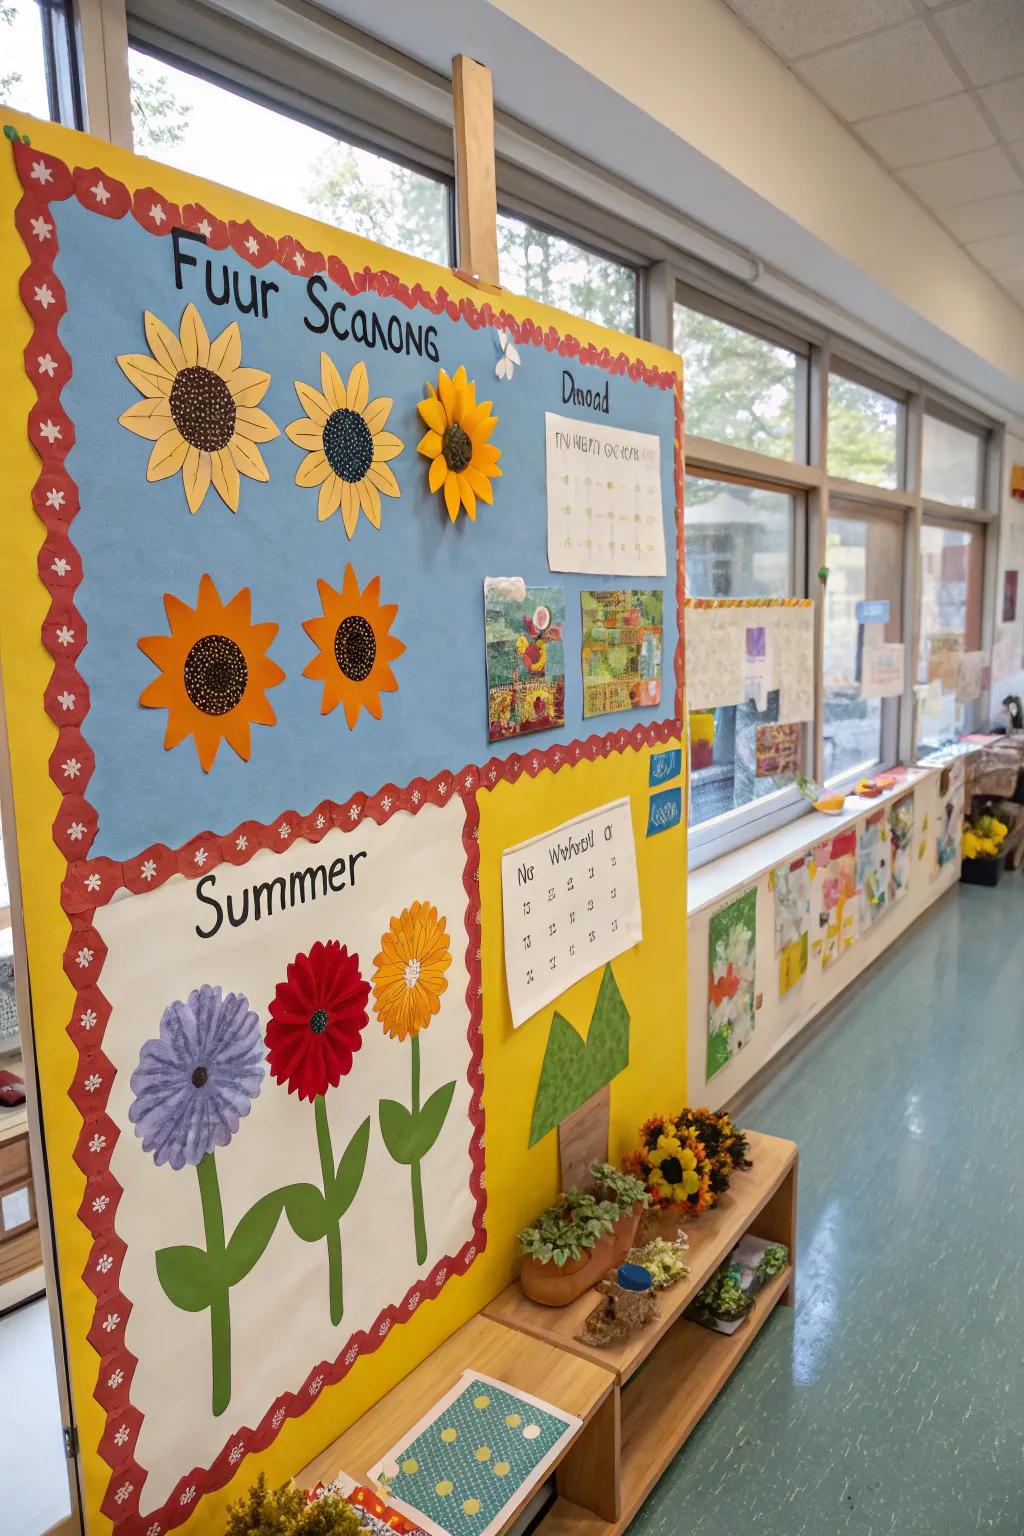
[754,1243,788,1285]
[225,1473,362,1535]
[590,1162,650,1213]
[689,1263,752,1323]
[627,1235,690,1290]
[517,1188,619,1267]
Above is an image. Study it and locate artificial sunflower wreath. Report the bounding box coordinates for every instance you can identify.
[416,365,501,521]
[625,1108,752,1220]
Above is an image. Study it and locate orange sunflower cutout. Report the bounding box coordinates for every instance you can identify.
[138,573,285,771]
[302,564,405,727]
[372,902,452,1042]
[118,305,278,514]
[417,365,501,522]
[286,356,403,536]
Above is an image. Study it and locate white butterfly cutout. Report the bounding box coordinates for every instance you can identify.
[495,329,521,381]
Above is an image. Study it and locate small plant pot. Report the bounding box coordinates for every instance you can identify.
[520,1204,645,1307]
[961,853,1004,887]
[609,1202,645,1265]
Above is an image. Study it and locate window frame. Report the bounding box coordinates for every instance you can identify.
[826,358,909,495]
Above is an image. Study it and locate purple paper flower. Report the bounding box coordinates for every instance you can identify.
[129,984,265,1171]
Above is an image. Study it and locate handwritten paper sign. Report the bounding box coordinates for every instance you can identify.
[649,748,682,785]
[546,413,666,577]
[647,786,682,836]
[861,642,905,699]
[501,798,642,1028]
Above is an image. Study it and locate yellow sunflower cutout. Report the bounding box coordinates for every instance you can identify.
[138,573,285,772]
[302,564,405,727]
[117,304,278,514]
[286,356,403,536]
[372,902,452,1041]
[417,365,501,522]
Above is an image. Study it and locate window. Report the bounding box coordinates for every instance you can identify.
[922,414,983,508]
[497,211,637,333]
[1,0,58,119]
[828,372,901,489]
[823,505,904,782]
[128,50,451,263]
[674,302,803,460]
[917,520,985,748]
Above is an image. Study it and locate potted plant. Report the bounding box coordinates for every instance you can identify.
[517,1163,650,1307]
[225,1473,362,1535]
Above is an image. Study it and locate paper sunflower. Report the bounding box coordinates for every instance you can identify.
[302,564,405,727]
[118,305,278,513]
[416,365,501,521]
[138,573,285,771]
[372,901,452,1042]
[286,356,403,535]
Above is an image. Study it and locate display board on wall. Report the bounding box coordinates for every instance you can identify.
[0,114,684,1534]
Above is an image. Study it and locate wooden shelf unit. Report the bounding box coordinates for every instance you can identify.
[484,1129,797,1535]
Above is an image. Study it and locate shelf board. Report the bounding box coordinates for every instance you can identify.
[485,1129,796,1383]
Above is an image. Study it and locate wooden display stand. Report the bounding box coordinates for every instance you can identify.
[0,1054,43,1305]
[296,1315,620,1524]
[484,1129,797,1535]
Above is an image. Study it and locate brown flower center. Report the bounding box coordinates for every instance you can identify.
[442,422,473,473]
[169,365,237,452]
[191,1065,208,1088]
[183,633,248,716]
[333,614,376,683]
[322,407,374,483]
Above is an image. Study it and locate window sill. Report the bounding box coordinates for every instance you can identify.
[687,766,935,917]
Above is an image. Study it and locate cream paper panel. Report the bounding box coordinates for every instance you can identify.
[685,603,814,721]
[95,798,474,1510]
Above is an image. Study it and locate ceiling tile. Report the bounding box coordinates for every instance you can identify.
[978,77,1024,140]
[966,230,1024,271]
[933,0,1024,88]
[991,259,1024,289]
[900,145,1022,209]
[1009,138,1024,172]
[857,94,994,168]
[940,191,1024,241]
[726,0,914,61]
[796,22,964,121]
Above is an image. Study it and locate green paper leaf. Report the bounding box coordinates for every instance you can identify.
[281,1181,331,1243]
[332,1116,371,1217]
[155,1244,213,1312]
[379,1098,416,1164]
[416,1080,457,1159]
[378,1083,456,1165]
[528,964,630,1147]
[224,1188,287,1287]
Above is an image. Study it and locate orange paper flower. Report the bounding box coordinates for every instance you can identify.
[138,573,284,771]
[302,564,405,727]
[372,902,452,1041]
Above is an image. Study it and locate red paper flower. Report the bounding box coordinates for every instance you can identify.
[266,940,369,1101]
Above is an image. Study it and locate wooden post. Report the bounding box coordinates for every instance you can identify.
[451,54,500,288]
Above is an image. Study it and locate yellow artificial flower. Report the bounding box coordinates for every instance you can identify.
[118,304,278,513]
[416,365,501,521]
[648,1133,700,1202]
[286,355,403,536]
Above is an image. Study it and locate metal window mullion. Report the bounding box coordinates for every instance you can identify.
[809,340,830,785]
[900,394,924,762]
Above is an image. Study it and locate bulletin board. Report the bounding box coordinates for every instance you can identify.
[0,112,686,1534]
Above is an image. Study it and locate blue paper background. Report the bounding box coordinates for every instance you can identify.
[53,199,677,861]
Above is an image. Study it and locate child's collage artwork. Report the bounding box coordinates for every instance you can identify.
[0,122,682,1535]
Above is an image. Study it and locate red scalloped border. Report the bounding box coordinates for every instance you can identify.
[12,139,684,1536]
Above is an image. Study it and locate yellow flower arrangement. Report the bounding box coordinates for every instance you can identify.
[416,365,501,521]
[648,1133,700,1202]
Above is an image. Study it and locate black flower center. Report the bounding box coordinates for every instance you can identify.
[322,407,374,483]
[660,1156,683,1185]
[183,633,248,716]
[334,615,377,683]
[442,422,473,473]
[169,365,237,452]
[309,1008,329,1035]
[191,1065,208,1088]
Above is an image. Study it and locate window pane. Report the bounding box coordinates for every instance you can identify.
[674,304,801,460]
[922,415,983,508]
[690,697,799,829]
[917,522,984,748]
[128,51,450,263]
[496,212,637,333]
[828,374,900,488]
[1,0,51,118]
[685,476,793,598]
[823,510,903,781]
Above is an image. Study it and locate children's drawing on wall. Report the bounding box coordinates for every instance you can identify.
[707,887,757,1079]
[580,589,663,717]
[773,857,810,998]
[857,811,890,930]
[484,579,566,741]
[889,794,914,901]
[817,830,858,968]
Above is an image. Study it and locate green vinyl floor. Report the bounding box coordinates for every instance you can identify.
[629,877,1024,1536]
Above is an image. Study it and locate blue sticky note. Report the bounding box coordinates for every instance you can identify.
[647,787,682,836]
[649,748,682,786]
[855,599,890,625]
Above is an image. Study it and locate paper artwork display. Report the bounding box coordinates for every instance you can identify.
[817,831,858,968]
[779,932,808,997]
[546,412,666,577]
[483,579,565,741]
[889,794,914,902]
[928,632,965,694]
[857,811,890,930]
[1003,570,1018,624]
[991,632,1015,683]
[774,857,810,1000]
[707,887,757,1080]
[649,748,682,785]
[936,765,965,871]
[529,964,629,1146]
[684,601,814,722]
[501,799,642,1028]
[955,650,986,704]
[580,589,663,717]
[689,711,715,771]
[646,785,682,836]
[754,721,801,778]
[369,1372,581,1536]
[861,643,905,699]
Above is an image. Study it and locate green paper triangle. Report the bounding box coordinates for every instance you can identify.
[528,964,630,1147]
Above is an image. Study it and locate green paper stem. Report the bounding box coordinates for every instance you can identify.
[314,1094,344,1325]
[195,1151,230,1417]
[410,1034,427,1266]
